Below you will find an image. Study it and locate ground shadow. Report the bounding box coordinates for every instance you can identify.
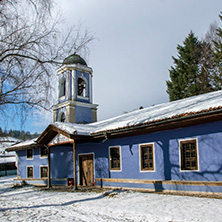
[0,190,114,212]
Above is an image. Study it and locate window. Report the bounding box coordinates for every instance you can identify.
[27,149,33,159]
[40,166,48,178]
[109,146,121,170]
[78,77,87,97]
[27,166,33,178]
[140,144,154,171]
[60,112,66,122]
[59,77,66,97]
[40,147,47,157]
[180,139,198,170]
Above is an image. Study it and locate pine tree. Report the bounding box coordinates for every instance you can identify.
[166,31,201,101]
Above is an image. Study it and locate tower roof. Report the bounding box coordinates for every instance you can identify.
[63,54,87,66]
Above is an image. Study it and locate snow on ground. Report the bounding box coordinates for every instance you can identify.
[1,177,222,222]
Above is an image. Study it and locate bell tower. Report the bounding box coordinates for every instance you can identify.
[53,54,98,124]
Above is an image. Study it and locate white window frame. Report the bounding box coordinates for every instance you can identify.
[139,142,155,172]
[179,138,199,172]
[109,146,122,172]
[59,111,66,122]
[40,165,48,178]
[27,165,34,178]
[40,147,47,159]
[26,149,33,160]
[77,76,88,99]
[59,76,66,98]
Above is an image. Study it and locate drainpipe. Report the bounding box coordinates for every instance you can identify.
[73,140,78,190]
[45,145,51,188]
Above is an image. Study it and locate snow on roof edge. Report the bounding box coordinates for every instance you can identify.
[53,90,222,136]
[6,138,39,151]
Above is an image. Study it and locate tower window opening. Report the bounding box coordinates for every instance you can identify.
[78,78,87,97]
[59,77,66,97]
[60,112,66,122]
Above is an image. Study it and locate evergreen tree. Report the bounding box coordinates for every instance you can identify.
[166,31,201,101]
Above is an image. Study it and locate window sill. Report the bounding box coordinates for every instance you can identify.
[140,169,155,172]
[77,95,89,100]
[110,169,121,172]
[40,155,47,158]
[59,96,66,100]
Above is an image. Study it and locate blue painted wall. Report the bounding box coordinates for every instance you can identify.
[76,121,222,183]
[75,106,92,123]
[50,145,73,179]
[16,121,222,192]
[17,148,48,179]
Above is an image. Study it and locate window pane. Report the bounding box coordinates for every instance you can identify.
[78,78,87,97]
[181,140,197,170]
[41,147,47,156]
[41,167,48,178]
[186,152,190,158]
[186,162,190,167]
[141,145,154,170]
[192,161,196,167]
[191,151,196,157]
[110,147,120,170]
[27,167,33,178]
[27,149,33,159]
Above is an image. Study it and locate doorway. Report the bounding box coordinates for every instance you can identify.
[79,154,94,186]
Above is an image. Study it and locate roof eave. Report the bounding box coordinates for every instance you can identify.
[6,143,45,152]
[91,109,222,140]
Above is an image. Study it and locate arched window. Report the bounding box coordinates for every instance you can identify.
[78,77,87,97]
[59,77,66,97]
[60,112,66,122]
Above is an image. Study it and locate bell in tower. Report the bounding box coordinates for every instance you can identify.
[53,54,98,124]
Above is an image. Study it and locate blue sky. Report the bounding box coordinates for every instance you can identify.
[2,0,222,133]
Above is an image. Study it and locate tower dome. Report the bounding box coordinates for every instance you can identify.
[63,54,87,66]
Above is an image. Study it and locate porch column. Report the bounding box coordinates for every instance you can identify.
[73,140,78,190]
[47,145,51,188]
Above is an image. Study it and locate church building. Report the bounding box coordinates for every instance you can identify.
[6,54,222,195]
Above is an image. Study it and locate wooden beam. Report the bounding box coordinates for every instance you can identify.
[95,178,222,187]
[47,145,51,188]
[73,140,78,190]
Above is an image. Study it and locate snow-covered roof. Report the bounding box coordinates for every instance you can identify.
[0,156,16,164]
[52,90,222,136]
[6,138,39,151]
[0,137,21,155]
[0,136,21,143]
[6,90,222,151]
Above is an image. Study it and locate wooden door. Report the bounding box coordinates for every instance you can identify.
[79,154,94,186]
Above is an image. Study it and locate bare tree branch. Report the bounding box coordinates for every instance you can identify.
[0,0,95,122]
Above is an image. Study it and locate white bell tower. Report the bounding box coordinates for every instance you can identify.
[53,54,98,124]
